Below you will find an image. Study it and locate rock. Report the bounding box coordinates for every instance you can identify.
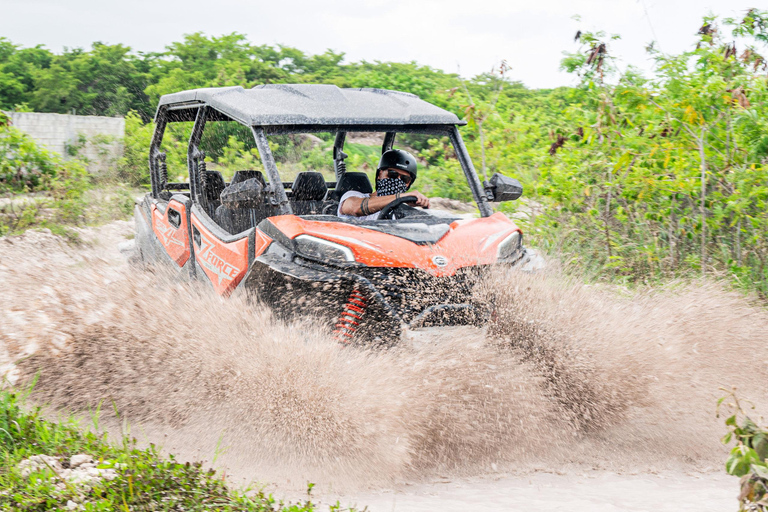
[20,452,120,490]
[429,197,477,214]
[101,469,118,481]
[69,454,92,468]
[67,472,94,486]
[18,454,61,477]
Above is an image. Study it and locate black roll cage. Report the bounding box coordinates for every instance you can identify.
[148,105,493,217]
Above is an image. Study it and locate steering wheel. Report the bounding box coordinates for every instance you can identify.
[377,195,419,220]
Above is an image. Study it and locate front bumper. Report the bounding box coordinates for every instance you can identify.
[241,250,507,328]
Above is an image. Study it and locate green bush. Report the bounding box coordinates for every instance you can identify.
[116,111,156,187]
[0,111,73,193]
[429,12,768,298]
[0,112,90,236]
[523,15,768,295]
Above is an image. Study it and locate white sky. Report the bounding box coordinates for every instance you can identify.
[0,0,762,88]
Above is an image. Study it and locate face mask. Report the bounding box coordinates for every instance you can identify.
[376,177,408,197]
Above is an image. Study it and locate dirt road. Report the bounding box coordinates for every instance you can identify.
[346,471,735,512]
[1,221,765,510]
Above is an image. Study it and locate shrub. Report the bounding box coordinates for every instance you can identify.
[719,389,768,511]
[116,111,153,187]
[0,112,90,236]
[0,111,71,193]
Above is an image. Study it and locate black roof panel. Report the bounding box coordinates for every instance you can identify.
[157,84,465,127]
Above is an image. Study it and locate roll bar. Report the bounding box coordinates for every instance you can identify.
[252,126,291,215]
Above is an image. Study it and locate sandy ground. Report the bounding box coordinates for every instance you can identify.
[345,471,735,512]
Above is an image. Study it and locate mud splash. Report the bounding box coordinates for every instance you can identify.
[1,222,767,489]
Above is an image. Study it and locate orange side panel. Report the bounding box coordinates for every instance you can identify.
[268,212,521,277]
[191,214,250,296]
[151,201,190,267]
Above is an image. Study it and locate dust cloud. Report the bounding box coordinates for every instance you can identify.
[1,222,767,491]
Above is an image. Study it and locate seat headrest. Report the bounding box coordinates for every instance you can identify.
[335,172,373,198]
[220,178,264,209]
[231,170,266,186]
[292,171,327,201]
[202,170,226,201]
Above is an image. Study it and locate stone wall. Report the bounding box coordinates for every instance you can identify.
[6,112,125,174]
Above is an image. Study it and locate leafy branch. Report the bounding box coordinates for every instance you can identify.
[718,387,768,511]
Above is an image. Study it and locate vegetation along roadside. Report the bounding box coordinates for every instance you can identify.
[2,10,767,295]
[0,111,136,240]
[0,389,357,511]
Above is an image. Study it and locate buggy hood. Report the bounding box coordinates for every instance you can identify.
[259,213,521,278]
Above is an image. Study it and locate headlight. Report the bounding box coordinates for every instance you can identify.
[496,231,523,261]
[294,235,355,263]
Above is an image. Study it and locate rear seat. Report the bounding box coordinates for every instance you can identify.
[200,170,226,218]
[214,170,367,234]
[230,170,266,188]
[290,171,327,215]
[215,170,275,234]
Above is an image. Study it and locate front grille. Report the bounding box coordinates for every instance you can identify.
[354,266,485,324]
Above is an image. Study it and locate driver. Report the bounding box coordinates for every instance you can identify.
[338,149,430,220]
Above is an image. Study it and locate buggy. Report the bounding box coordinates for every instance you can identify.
[134,84,528,343]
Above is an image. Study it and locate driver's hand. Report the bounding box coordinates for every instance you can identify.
[405,191,430,208]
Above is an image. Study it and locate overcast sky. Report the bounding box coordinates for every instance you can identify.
[1,0,762,88]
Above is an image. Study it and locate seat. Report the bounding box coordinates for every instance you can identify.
[231,170,266,187]
[216,171,274,234]
[292,171,327,201]
[330,172,373,201]
[220,177,264,208]
[291,171,327,215]
[201,170,226,218]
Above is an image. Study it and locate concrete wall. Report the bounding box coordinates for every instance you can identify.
[6,112,125,174]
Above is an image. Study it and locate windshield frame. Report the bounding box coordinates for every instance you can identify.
[252,124,492,217]
[150,105,493,218]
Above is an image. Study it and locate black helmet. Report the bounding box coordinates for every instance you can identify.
[378,149,417,184]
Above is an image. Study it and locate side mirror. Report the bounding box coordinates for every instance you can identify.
[486,173,523,202]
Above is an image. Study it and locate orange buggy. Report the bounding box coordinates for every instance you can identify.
[134,84,528,344]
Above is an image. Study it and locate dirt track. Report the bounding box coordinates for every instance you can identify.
[349,471,735,511]
[1,221,766,509]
